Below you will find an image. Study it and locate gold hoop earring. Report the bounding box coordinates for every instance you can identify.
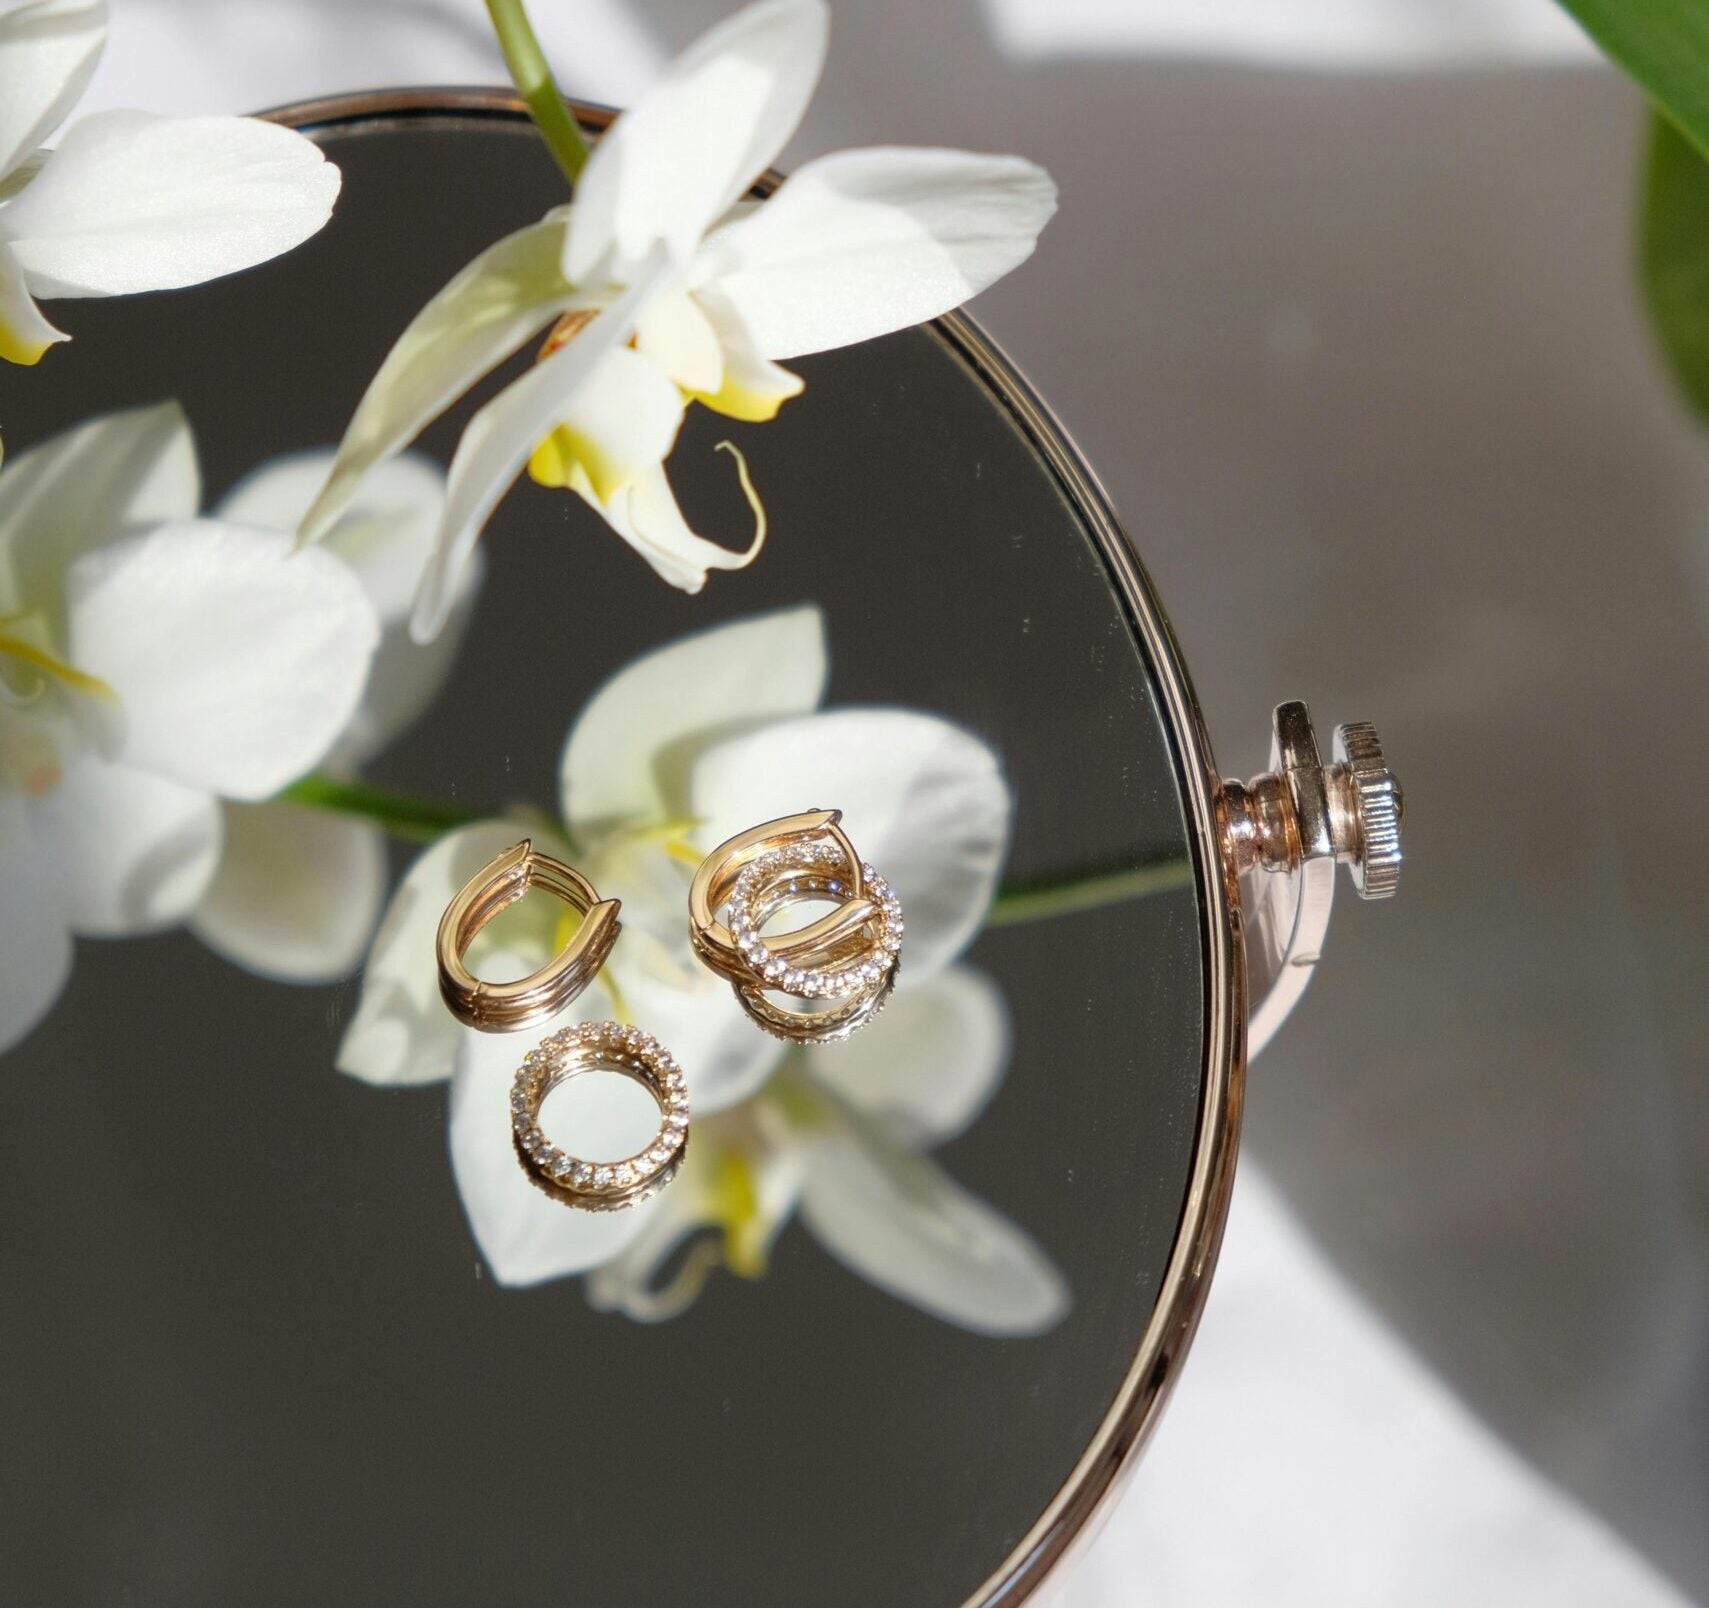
[511,1022,689,1210]
[688,809,903,1044]
[436,840,621,1032]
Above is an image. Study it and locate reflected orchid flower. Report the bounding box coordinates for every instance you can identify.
[339,604,1055,1327]
[0,403,379,1053]
[341,604,1009,1103]
[187,450,485,982]
[297,0,1055,639]
[586,967,1071,1336]
[0,0,340,366]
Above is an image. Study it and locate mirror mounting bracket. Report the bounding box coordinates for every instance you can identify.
[1219,701,1403,1056]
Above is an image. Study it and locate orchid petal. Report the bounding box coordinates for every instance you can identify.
[634,287,723,393]
[687,285,802,422]
[565,0,828,282]
[0,401,198,617]
[449,984,657,1287]
[190,800,385,982]
[219,449,476,766]
[526,342,685,503]
[691,709,1010,978]
[298,218,572,545]
[335,819,524,1087]
[0,239,66,364]
[809,965,1009,1145]
[593,458,766,594]
[0,0,105,182]
[220,449,441,620]
[34,752,220,935]
[586,1114,806,1319]
[612,930,787,1113]
[560,603,825,831]
[4,110,339,297]
[797,1099,1069,1336]
[0,793,71,1054]
[411,256,670,642]
[702,145,1057,359]
[64,519,378,799]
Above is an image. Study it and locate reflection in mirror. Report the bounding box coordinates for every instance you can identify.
[1,104,1210,1608]
[341,602,1067,1333]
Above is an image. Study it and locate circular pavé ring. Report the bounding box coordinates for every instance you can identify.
[511,1021,689,1211]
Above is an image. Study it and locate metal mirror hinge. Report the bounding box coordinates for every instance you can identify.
[1217,701,1403,1056]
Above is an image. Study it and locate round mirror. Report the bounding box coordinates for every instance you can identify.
[0,99,1238,1606]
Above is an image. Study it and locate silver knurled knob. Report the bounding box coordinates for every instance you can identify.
[1218,703,1404,901]
[1329,721,1403,900]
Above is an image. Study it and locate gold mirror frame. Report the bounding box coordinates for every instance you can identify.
[264,89,1246,1608]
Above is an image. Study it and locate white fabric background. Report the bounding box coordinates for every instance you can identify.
[78,2,1703,1602]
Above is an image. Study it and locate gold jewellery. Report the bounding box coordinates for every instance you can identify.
[689,809,903,1043]
[435,841,688,1210]
[510,1022,689,1210]
[436,840,621,1032]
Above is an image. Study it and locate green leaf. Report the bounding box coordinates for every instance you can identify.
[1642,109,1709,420]
[1555,0,1709,161]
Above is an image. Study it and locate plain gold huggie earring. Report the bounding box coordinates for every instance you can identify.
[435,839,621,1032]
[688,808,904,1044]
[436,840,690,1210]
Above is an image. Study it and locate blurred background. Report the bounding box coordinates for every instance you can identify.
[83,0,1708,1602]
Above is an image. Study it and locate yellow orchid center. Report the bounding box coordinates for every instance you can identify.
[708,1147,768,1279]
[548,901,632,1024]
[683,370,803,426]
[529,305,625,495]
[528,425,632,504]
[528,308,635,500]
[0,613,117,704]
[0,321,53,367]
[614,814,706,870]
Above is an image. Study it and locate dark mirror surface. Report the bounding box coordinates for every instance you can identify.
[0,111,1207,1608]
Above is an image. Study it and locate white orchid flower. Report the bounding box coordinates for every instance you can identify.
[0,404,379,1053]
[338,604,1014,1291]
[0,0,340,367]
[298,0,1056,641]
[586,967,1071,1336]
[186,450,484,983]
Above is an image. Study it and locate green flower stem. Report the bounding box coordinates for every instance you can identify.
[277,775,484,844]
[485,0,590,187]
[280,771,1193,925]
[983,857,1194,927]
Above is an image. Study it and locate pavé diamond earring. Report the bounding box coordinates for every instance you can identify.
[688,809,904,1044]
[508,1022,689,1210]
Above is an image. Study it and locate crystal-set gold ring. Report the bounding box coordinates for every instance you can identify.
[688,809,903,1043]
[511,1022,689,1210]
[436,840,621,1032]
